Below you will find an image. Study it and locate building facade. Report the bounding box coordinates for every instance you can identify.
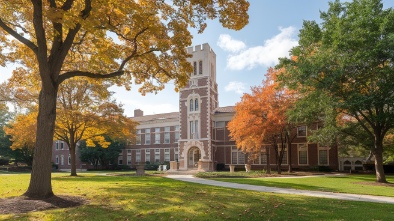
[52,43,338,171]
[120,43,339,172]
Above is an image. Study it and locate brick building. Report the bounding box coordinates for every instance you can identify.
[52,43,338,172]
[119,43,339,172]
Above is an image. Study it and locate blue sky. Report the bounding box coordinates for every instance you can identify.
[1,1,394,116]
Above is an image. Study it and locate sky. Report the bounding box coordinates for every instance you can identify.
[1,0,394,117]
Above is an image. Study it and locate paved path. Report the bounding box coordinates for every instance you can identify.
[166,175,394,204]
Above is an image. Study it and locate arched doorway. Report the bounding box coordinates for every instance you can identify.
[188,146,201,169]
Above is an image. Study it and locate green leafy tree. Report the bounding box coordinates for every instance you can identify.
[278,0,394,182]
[0,103,12,160]
[79,138,124,170]
[0,0,249,198]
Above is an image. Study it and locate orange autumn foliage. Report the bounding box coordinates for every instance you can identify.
[228,68,296,160]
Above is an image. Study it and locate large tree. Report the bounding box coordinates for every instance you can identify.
[278,0,394,182]
[55,78,137,176]
[228,68,296,174]
[0,0,249,198]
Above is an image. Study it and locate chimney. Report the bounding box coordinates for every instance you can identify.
[134,109,143,117]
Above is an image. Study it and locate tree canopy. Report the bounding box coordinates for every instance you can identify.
[278,0,394,182]
[0,0,250,198]
[228,68,296,173]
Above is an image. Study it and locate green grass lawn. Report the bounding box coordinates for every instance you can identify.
[0,172,394,221]
[197,172,394,197]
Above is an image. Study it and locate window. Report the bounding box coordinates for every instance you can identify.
[55,141,59,150]
[60,142,64,149]
[190,120,199,139]
[136,150,141,163]
[231,147,245,164]
[193,61,197,75]
[155,149,160,163]
[174,126,180,143]
[195,98,199,111]
[55,155,59,164]
[190,121,194,139]
[164,149,170,162]
[319,146,329,165]
[154,128,160,144]
[199,60,203,75]
[190,99,194,111]
[136,129,141,145]
[127,150,132,165]
[215,121,225,128]
[145,149,151,163]
[298,144,308,165]
[297,126,307,137]
[195,120,199,139]
[261,154,267,164]
[61,155,64,165]
[281,149,288,165]
[164,127,170,143]
[118,155,123,165]
[127,156,132,165]
[68,155,71,165]
[174,148,179,162]
[145,128,151,145]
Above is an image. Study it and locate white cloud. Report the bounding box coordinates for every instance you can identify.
[217,34,246,53]
[225,81,247,94]
[226,26,298,70]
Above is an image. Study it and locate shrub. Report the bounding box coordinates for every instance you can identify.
[0,157,10,165]
[216,163,225,171]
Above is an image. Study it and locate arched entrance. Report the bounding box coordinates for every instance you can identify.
[188,146,201,169]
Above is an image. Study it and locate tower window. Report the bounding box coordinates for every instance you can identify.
[199,60,203,75]
[195,98,199,111]
[193,61,197,75]
[190,99,194,111]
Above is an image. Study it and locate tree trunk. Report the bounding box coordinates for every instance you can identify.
[24,88,57,198]
[287,142,292,173]
[69,142,77,176]
[373,140,386,183]
[266,146,271,174]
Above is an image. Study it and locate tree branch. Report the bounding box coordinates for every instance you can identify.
[0,19,38,53]
[58,70,125,84]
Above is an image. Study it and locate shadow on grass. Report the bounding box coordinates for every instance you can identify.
[11,175,394,221]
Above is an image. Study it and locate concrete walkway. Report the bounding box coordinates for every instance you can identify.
[166,175,394,204]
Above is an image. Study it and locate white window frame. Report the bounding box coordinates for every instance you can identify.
[55,155,59,164]
[155,149,160,163]
[136,150,141,163]
[318,146,330,165]
[231,146,245,165]
[154,127,160,144]
[145,128,151,145]
[164,149,170,162]
[136,129,141,145]
[174,125,180,143]
[297,143,308,165]
[145,149,151,163]
[297,125,307,137]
